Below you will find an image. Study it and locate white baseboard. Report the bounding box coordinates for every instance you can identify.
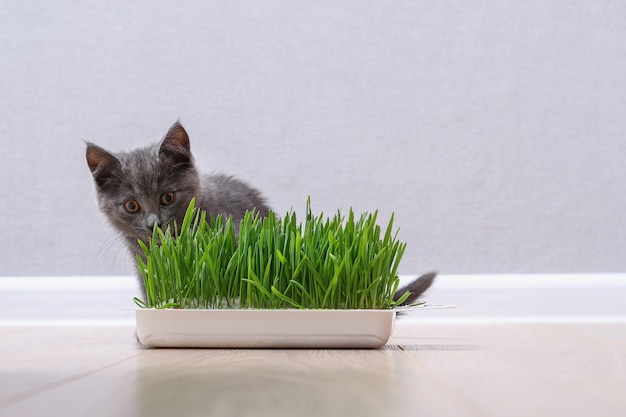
[423,273,626,289]
[3,273,625,291]
[1,274,625,325]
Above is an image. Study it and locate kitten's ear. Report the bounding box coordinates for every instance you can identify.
[159,122,192,167]
[86,143,120,188]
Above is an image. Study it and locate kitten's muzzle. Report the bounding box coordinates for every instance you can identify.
[145,213,159,230]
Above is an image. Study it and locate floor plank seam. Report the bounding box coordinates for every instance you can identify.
[0,353,141,410]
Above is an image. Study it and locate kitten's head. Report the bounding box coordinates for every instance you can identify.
[86,122,201,249]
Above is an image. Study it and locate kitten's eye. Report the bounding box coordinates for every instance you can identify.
[124,200,140,213]
[160,192,175,205]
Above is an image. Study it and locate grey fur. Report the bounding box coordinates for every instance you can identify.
[393,272,437,305]
[86,122,269,296]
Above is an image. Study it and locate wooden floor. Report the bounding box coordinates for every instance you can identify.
[1,321,625,417]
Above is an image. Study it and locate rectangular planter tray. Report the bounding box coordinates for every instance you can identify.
[135,305,450,349]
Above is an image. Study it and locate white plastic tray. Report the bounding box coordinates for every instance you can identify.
[135,305,452,349]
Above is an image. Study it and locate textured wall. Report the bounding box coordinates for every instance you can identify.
[1,1,625,277]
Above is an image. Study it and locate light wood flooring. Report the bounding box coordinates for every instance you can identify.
[1,321,625,417]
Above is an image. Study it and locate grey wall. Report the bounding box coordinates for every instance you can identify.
[1,1,625,277]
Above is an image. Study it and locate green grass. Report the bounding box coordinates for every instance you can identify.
[133,198,411,310]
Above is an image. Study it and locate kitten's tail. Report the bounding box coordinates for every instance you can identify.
[393,272,437,305]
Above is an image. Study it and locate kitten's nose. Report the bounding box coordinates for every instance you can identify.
[146,213,159,230]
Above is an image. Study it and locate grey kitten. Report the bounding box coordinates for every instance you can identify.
[86,121,435,303]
